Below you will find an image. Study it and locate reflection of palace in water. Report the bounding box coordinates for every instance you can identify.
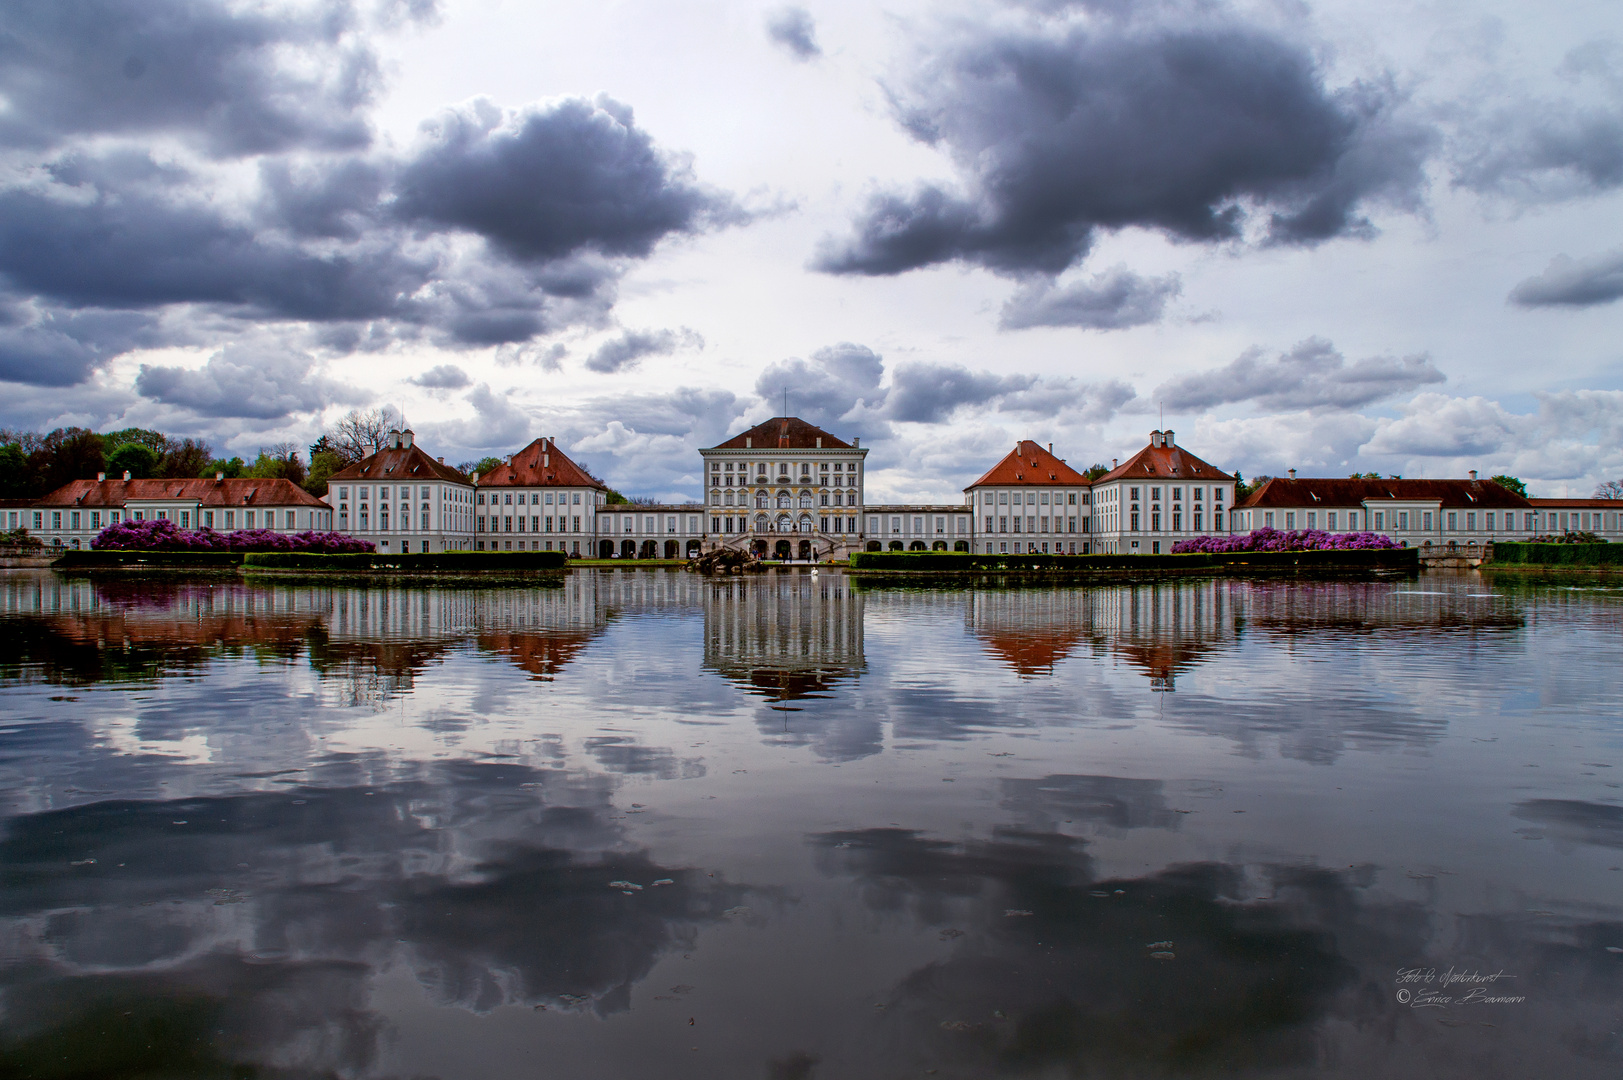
[701,575,865,703]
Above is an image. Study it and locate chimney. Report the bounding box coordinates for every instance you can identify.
[543,453,550,468]
[1113,458,1118,469]
[1150,430,1161,447]
[471,472,479,484]
[853,437,860,448]
[216,472,224,482]
[401,429,414,448]
[123,470,131,481]
[97,471,105,482]
[438,457,444,464]
[1164,430,1174,446]
[1469,469,1478,481]
[1288,469,1297,480]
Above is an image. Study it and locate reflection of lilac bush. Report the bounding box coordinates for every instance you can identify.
[91,518,374,553]
[1172,527,1401,554]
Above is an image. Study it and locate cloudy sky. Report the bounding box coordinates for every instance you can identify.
[2,0,1620,500]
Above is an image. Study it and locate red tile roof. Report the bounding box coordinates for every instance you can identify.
[36,477,326,508]
[328,435,471,485]
[1527,497,1623,508]
[475,437,606,490]
[966,440,1092,489]
[1240,477,1530,509]
[709,417,854,451]
[1095,435,1233,484]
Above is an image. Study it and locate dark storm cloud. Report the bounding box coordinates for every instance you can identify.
[0,305,168,387]
[1155,337,1445,412]
[816,17,1432,277]
[1508,249,1623,308]
[765,6,821,60]
[135,342,364,420]
[0,0,378,156]
[584,327,703,374]
[756,342,888,425]
[393,96,740,263]
[886,364,1042,423]
[408,363,472,390]
[1000,267,1182,330]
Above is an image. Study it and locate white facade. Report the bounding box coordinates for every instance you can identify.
[32,474,331,550]
[1090,431,1236,554]
[323,430,475,553]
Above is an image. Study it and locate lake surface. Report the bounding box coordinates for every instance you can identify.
[0,568,1620,1079]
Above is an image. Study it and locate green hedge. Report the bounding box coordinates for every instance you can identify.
[243,550,568,571]
[1488,542,1623,567]
[847,549,1417,572]
[55,549,245,567]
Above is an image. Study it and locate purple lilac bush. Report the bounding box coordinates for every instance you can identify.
[1172,527,1401,554]
[91,517,375,553]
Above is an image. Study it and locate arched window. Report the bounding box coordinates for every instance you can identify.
[800,494,813,507]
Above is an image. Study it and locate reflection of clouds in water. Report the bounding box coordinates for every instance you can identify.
[0,761,751,1072]
[1514,799,1623,849]
[1000,774,1181,832]
[1163,690,1445,764]
[584,735,704,779]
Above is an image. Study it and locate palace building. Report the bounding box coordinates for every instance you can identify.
[30,473,330,550]
[1090,431,1237,554]
[965,440,1094,555]
[473,436,608,556]
[322,429,475,552]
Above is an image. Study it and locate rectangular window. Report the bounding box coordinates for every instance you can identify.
[1193,488,1202,502]
[476,515,485,532]
[180,511,190,528]
[1422,512,1432,530]
[70,511,81,529]
[1265,511,1275,528]
[1306,512,1315,529]
[1485,512,1494,530]
[1172,513,1181,531]
[1447,511,1457,530]
[1466,512,1474,530]
[1327,511,1336,530]
[1398,511,1409,530]
[999,492,1008,504]
[1130,512,1139,531]
[224,511,233,528]
[1285,512,1295,529]
[1151,487,1161,500]
[572,517,581,532]
[91,511,101,528]
[1193,512,1202,532]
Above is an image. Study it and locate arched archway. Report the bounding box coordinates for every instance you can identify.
[953,540,969,551]
[865,540,881,552]
[751,538,768,556]
[909,540,926,551]
[798,539,812,560]
[620,539,636,558]
[888,540,904,551]
[599,540,614,559]
[640,539,658,559]
[932,540,947,550]
[774,539,791,559]
[686,539,701,556]
[664,539,679,559]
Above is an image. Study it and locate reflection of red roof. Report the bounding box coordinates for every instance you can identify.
[710,417,853,450]
[477,630,600,679]
[1096,436,1233,484]
[37,477,325,508]
[1240,477,1529,509]
[976,628,1089,675]
[476,438,606,490]
[967,441,1091,489]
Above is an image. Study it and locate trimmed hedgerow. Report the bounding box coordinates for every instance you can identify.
[242,550,568,571]
[1489,542,1623,567]
[846,549,1415,572]
[92,517,373,553]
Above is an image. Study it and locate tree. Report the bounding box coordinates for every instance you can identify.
[1489,474,1527,498]
[246,443,306,487]
[31,428,106,494]
[458,456,504,478]
[329,406,407,464]
[0,442,28,498]
[304,450,342,497]
[604,488,629,504]
[1234,473,1272,499]
[1594,479,1623,499]
[160,437,212,479]
[1083,463,1110,481]
[1349,471,1382,480]
[106,442,160,479]
[203,457,247,479]
[103,427,173,457]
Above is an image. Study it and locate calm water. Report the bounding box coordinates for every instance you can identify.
[0,569,1620,1079]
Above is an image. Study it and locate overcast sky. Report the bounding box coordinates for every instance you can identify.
[1,0,1619,500]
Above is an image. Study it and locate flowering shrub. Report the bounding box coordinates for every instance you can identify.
[1172,527,1401,554]
[91,517,374,553]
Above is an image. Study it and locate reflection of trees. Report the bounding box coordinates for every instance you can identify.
[0,764,751,1075]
